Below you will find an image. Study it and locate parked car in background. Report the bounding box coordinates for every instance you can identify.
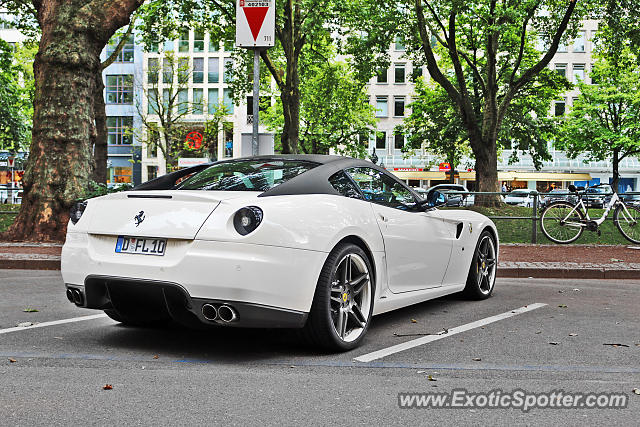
[622,193,640,207]
[583,184,613,209]
[0,185,22,204]
[503,189,536,207]
[412,187,428,200]
[426,184,474,207]
[540,188,577,208]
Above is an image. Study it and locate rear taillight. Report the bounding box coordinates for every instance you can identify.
[69,201,87,225]
[233,206,263,235]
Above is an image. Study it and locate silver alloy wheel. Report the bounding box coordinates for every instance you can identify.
[476,235,496,294]
[329,253,372,343]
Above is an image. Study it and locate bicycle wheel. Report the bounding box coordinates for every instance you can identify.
[614,204,640,244]
[540,201,585,244]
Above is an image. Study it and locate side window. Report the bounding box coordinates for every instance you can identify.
[346,167,417,210]
[328,171,363,199]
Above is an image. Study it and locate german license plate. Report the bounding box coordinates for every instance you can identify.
[115,236,167,256]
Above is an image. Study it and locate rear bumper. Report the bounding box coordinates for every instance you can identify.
[65,276,307,328]
[62,233,327,317]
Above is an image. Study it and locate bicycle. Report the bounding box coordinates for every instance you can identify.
[540,185,640,244]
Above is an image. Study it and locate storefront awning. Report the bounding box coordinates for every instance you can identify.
[458,172,591,182]
[391,171,447,180]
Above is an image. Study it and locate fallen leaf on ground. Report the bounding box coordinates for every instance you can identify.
[472,358,481,361]
[535,331,542,334]
[572,289,580,292]
[633,388,640,395]
[427,375,436,381]
[549,342,559,345]
[558,304,568,308]
[8,358,16,363]
[153,355,159,359]
[16,322,33,327]
[603,343,629,348]
[22,308,38,313]
[416,370,427,374]
[103,384,113,390]
[410,319,417,323]
[611,258,622,262]
[558,290,566,293]
[568,333,578,337]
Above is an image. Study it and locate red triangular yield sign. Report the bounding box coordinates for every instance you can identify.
[242,7,269,41]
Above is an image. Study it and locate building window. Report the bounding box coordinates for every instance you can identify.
[147,58,158,84]
[193,58,204,83]
[163,40,174,52]
[178,57,189,84]
[148,90,158,114]
[394,96,405,117]
[573,64,585,83]
[411,66,423,82]
[106,35,134,62]
[111,167,132,184]
[555,63,567,78]
[376,68,388,84]
[146,124,158,157]
[0,14,15,29]
[106,117,133,145]
[554,100,566,117]
[147,41,159,53]
[223,123,233,157]
[209,37,219,52]
[557,41,567,52]
[194,31,205,52]
[163,89,170,112]
[208,88,219,114]
[375,96,388,117]
[394,63,406,83]
[223,88,234,113]
[223,58,233,83]
[208,57,219,83]
[394,35,405,51]
[105,75,133,104]
[394,132,404,150]
[573,30,586,52]
[193,88,203,115]
[162,58,172,83]
[147,166,158,180]
[375,131,386,150]
[177,89,188,115]
[179,30,190,52]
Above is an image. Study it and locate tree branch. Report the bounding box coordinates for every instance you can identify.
[101,14,137,70]
[260,50,284,91]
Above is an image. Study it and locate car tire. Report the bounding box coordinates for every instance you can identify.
[302,243,374,351]
[462,230,497,300]
[103,309,169,328]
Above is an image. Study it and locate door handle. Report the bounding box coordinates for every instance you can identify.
[378,213,389,222]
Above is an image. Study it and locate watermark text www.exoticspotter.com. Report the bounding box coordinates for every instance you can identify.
[398,389,628,412]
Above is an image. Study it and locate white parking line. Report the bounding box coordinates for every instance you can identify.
[354,303,547,363]
[0,314,108,335]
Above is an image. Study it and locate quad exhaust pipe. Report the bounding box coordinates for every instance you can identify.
[217,305,238,323]
[201,303,238,323]
[66,288,84,306]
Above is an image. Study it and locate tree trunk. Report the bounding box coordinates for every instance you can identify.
[472,136,500,206]
[93,74,108,184]
[2,0,142,242]
[280,85,300,154]
[611,148,619,193]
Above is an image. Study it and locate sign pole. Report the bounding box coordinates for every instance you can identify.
[252,48,260,156]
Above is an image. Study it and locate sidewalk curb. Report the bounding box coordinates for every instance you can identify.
[498,267,640,280]
[1,259,61,270]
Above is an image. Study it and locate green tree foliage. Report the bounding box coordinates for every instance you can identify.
[400,79,470,179]
[0,40,34,152]
[261,42,377,156]
[394,0,587,203]
[556,49,640,191]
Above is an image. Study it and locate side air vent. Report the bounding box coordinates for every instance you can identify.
[456,222,464,239]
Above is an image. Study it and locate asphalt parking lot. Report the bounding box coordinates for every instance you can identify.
[1,270,639,424]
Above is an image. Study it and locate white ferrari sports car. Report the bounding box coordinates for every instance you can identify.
[62,155,498,350]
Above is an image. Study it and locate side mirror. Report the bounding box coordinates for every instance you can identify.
[426,190,447,208]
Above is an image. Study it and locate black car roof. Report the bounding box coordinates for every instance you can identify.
[134,154,406,197]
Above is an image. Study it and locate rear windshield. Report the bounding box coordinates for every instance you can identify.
[175,159,318,191]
